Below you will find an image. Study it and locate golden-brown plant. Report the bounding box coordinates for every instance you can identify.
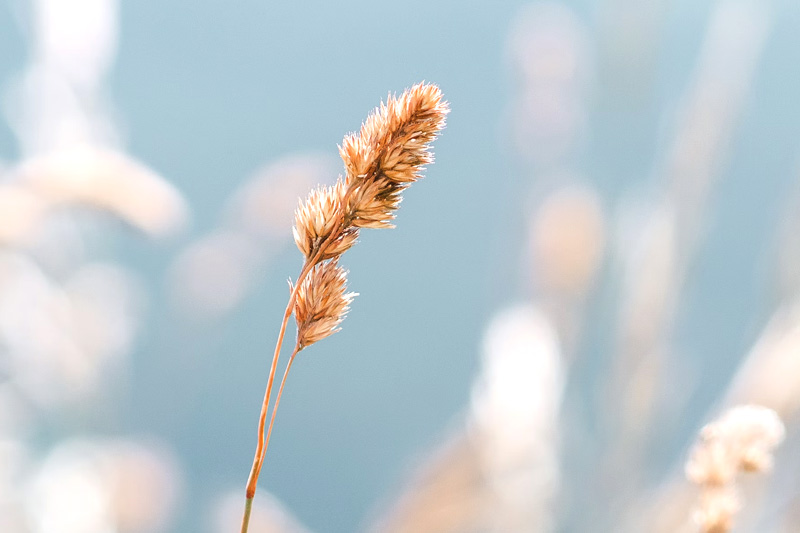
[241,82,448,532]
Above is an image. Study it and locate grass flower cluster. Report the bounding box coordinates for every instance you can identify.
[241,82,449,532]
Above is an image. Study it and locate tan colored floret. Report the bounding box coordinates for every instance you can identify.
[292,82,448,264]
[243,84,448,533]
[291,261,356,349]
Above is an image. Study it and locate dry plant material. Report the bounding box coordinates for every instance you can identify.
[240,82,448,532]
[685,405,784,533]
[291,260,356,350]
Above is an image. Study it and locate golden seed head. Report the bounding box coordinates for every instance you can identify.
[292,83,447,265]
[346,178,404,229]
[292,260,357,349]
[292,180,357,261]
[339,82,449,215]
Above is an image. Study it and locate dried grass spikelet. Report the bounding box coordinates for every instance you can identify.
[243,83,448,533]
[290,82,447,344]
[340,82,446,186]
[292,82,449,263]
[292,180,358,260]
[291,260,356,350]
[685,405,785,533]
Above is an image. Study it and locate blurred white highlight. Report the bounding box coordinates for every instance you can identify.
[471,304,563,532]
[506,2,589,166]
[26,438,181,533]
[0,253,143,406]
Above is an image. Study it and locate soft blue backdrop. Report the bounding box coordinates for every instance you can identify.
[3,1,800,531]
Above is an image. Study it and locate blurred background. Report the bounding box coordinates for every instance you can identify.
[2,0,800,532]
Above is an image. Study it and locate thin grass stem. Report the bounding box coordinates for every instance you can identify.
[262,345,300,467]
[239,497,253,533]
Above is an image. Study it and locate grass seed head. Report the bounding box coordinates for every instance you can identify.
[340,82,449,222]
[292,261,356,350]
[292,83,447,265]
[293,180,358,260]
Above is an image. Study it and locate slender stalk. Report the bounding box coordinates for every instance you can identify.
[241,344,301,533]
[242,194,365,531]
[239,497,253,533]
[244,272,301,497]
[240,82,447,533]
[263,344,300,468]
[241,245,327,533]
